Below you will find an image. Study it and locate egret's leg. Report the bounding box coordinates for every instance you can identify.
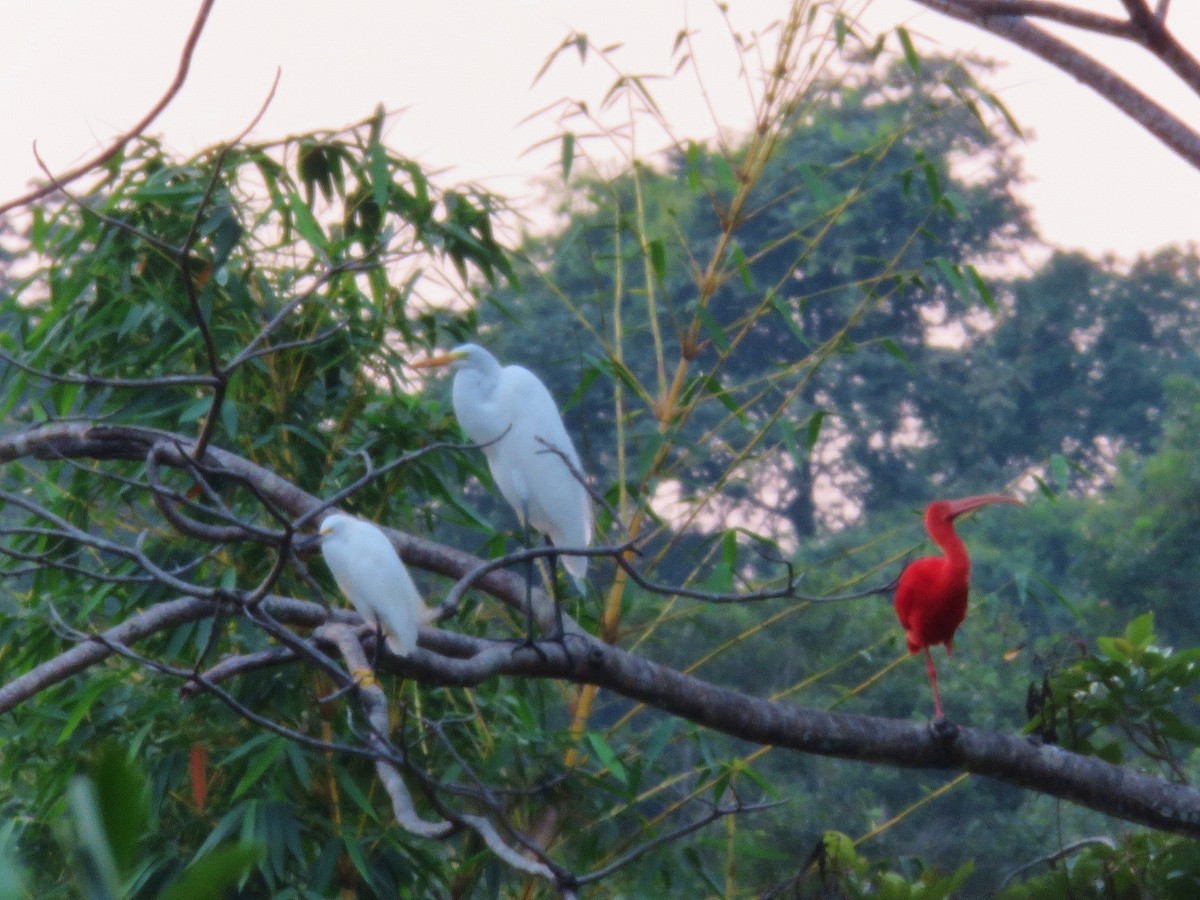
[544,534,565,641]
[371,620,383,672]
[517,505,540,650]
[924,647,945,719]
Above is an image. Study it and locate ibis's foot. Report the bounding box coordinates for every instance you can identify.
[929,715,959,743]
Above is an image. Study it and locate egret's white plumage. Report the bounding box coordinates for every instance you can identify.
[319,514,427,656]
[416,343,592,589]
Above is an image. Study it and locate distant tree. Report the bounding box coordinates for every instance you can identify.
[490,53,1031,537]
[903,248,1200,496]
[1073,376,1200,641]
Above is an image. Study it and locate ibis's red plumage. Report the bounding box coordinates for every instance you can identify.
[895,494,1021,718]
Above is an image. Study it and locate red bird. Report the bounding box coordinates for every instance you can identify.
[895,494,1022,719]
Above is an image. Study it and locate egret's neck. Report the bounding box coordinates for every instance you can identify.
[452,363,507,444]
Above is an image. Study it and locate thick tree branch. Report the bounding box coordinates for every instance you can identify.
[0,422,541,621]
[392,631,1200,837]
[959,2,1133,36]
[0,594,328,714]
[911,0,1200,171]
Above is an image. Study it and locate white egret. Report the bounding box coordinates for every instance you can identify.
[319,514,428,657]
[412,343,592,639]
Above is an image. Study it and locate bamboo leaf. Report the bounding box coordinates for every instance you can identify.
[896,26,921,75]
[879,338,916,374]
[648,238,666,283]
[585,732,628,785]
[561,132,576,182]
[696,307,731,353]
[965,264,996,313]
[286,190,327,251]
[805,410,827,451]
[158,844,265,900]
[230,739,286,801]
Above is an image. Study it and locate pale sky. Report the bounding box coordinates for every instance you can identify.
[1,1,1197,259]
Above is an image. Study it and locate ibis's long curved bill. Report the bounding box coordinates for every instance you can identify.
[945,493,1022,519]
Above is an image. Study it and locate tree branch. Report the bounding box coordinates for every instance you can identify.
[962,2,1133,36]
[0,594,328,714]
[319,624,573,894]
[911,0,1200,170]
[392,631,1200,838]
[0,422,537,616]
[0,0,218,215]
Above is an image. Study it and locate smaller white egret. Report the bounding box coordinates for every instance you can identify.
[319,514,428,657]
[412,343,592,641]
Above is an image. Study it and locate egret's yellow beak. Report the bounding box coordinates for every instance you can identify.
[319,527,332,536]
[410,349,467,370]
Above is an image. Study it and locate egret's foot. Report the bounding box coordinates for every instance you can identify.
[928,715,959,743]
[511,637,550,662]
[318,670,375,704]
[544,628,587,665]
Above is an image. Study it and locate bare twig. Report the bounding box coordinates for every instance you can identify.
[222,264,365,371]
[575,798,783,887]
[296,437,486,532]
[186,69,281,459]
[998,836,1119,890]
[0,533,155,585]
[0,594,325,713]
[610,548,896,605]
[181,646,299,697]
[146,443,263,543]
[54,609,376,759]
[0,347,217,391]
[534,436,622,534]
[0,0,218,215]
[435,539,640,624]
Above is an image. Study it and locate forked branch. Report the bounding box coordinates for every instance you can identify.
[911,0,1200,169]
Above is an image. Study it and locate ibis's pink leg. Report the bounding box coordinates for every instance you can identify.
[924,647,944,719]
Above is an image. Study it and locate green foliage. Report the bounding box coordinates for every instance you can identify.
[769,830,974,898]
[1032,614,1200,775]
[1074,376,1200,641]
[0,111,511,897]
[997,833,1200,899]
[54,744,262,900]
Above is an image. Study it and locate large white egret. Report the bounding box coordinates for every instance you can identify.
[319,514,428,657]
[412,343,592,639]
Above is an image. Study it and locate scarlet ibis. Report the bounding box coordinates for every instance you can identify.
[894,493,1022,718]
